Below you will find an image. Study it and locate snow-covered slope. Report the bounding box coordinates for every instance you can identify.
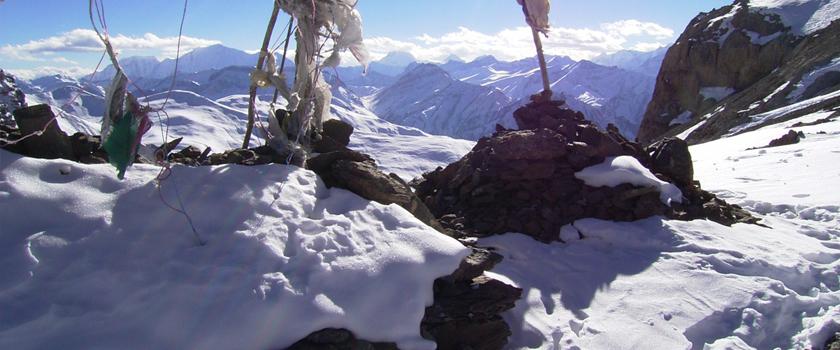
[481,111,840,350]
[371,63,514,140]
[750,0,840,36]
[0,150,468,350]
[332,100,475,181]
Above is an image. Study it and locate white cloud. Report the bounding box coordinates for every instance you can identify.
[359,19,675,64]
[7,66,93,80]
[0,29,221,61]
[601,20,675,39]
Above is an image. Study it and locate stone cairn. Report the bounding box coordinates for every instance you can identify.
[411,99,759,242]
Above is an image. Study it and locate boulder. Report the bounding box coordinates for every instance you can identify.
[322,119,354,147]
[284,328,397,350]
[12,104,73,160]
[647,138,694,187]
[767,130,802,147]
[421,275,521,350]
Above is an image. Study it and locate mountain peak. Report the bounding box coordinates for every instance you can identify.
[471,55,499,65]
[377,51,417,67]
[444,54,465,63]
[401,63,450,80]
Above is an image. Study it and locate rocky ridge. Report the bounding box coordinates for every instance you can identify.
[0,70,27,128]
[639,0,840,144]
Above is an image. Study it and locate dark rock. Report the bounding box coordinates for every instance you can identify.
[825,332,840,350]
[422,275,521,350]
[448,247,504,283]
[284,328,398,350]
[513,99,583,131]
[12,104,73,160]
[647,138,694,187]
[322,119,354,147]
[768,129,802,147]
[306,152,441,231]
[329,160,440,230]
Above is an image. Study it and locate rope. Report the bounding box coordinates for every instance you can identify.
[88,0,204,245]
[158,0,189,111]
[148,0,205,246]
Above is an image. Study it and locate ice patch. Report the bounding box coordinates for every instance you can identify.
[701,86,736,101]
[670,111,693,126]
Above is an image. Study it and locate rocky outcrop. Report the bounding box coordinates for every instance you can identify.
[638,1,797,143]
[767,130,804,147]
[638,1,840,144]
[1,104,109,163]
[0,69,26,128]
[413,100,758,242]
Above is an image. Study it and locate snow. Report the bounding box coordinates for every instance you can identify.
[700,86,736,101]
[332,102,475,180]
[574,156,684,205]
[482,217,840,349]
[788,57,840,101]
[749,0,840,36]
[482,111,840,349]
[669,111,693,126]
[0,150,469,350]
[694,110,840,210]
[728,88,840,134]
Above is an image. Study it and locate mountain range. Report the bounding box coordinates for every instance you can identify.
[22,44,666,141]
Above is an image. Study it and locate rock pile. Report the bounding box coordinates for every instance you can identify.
[767,130,804,147]
[412,100,758,242]
[1,105,109,163]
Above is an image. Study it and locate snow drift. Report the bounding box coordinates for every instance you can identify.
[0,150,469,350]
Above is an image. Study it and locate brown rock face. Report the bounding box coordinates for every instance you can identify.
[638,1,797,143]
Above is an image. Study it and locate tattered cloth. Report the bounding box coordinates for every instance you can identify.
[517,0,551,34]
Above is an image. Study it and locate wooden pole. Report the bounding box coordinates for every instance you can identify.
[242,2,281,149]
[531,27,552,99]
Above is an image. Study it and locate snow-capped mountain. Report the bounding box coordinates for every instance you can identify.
[72,45,661,141]
[99,44,260,81]
[591,46,669,77]
[370,63,514,140]
[438,55,657,138]
[639,0,840,143]
[370,51,417,76]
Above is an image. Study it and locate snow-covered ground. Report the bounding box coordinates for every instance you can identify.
[482,111,840,349]
[0,150,468,350]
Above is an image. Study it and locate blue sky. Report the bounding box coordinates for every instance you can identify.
[0,0,731,78]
